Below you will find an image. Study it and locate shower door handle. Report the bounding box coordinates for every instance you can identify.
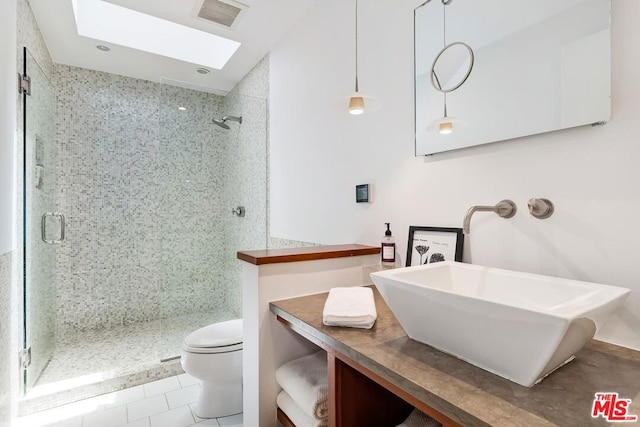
[41,212,65,244]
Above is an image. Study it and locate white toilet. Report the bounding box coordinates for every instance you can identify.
[181,319,243,419]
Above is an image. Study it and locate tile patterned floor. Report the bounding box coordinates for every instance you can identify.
[16,373,243,427]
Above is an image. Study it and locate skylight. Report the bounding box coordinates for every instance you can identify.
[71,0,241,69]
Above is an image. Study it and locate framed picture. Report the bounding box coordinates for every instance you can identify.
[406,226,464,267]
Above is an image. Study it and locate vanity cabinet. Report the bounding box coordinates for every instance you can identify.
[270,288,640,427]
[272,298,460,427]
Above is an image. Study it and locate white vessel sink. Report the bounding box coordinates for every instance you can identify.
[370,261,630,387]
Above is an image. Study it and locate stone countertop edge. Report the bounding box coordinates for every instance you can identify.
[269,287,640,427]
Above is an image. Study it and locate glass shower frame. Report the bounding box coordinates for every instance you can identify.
[157,81,268,359]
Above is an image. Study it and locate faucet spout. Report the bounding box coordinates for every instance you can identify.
[463,200,517,234]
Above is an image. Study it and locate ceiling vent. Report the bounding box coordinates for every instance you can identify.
[196,0,248,29]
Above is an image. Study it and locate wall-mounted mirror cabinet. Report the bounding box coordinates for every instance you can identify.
[414,0,611,156]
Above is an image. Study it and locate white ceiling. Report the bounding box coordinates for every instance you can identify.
[28,0,316,95]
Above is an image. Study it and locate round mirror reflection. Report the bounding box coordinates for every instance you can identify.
[430,42,474,93]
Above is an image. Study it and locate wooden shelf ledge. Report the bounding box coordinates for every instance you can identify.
[237,244,380,265]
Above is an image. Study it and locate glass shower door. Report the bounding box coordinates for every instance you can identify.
[22,47,58,393]
[157,81,268,360]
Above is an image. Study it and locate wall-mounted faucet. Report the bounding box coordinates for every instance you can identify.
[463,200,517,234]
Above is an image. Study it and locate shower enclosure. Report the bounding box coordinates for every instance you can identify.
[21,53,267,410]
[21,47,57,395]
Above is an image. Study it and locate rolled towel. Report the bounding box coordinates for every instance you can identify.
[396,409,442,427]
[277,390,328,427]
[275,351,328,420]
[322,286,377,329]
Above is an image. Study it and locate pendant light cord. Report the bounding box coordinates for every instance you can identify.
[354,0,359,92]
[443,1,447,47]
[442,1,447,116]
[443,93,448,117]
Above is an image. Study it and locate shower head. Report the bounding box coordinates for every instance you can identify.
[212,118,230,129]
[212,115,243,129]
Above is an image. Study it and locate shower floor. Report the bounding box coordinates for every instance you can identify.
[21,309,237,415]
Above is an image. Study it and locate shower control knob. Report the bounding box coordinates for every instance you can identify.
[527,198,554,219]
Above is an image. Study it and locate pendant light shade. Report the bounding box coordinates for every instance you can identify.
[439,121,453,134]
[426,103,466,134]
[426,115,466,134]
[426,98,466,134]
[345,92,379,115]
[349,95,365,115]
[426,116,465,134]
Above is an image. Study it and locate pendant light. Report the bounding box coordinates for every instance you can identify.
[426,93,464,135]
[348,0,378,115]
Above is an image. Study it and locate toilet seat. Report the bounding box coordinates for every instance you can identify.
[182,319,243,354]
[183,342,242,354]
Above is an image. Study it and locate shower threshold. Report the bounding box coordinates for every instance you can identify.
[19,309,235,416]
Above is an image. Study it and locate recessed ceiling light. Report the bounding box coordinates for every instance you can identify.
[196,68,210,75]
[178,106,187,111]
[72,0,241,69]
[96,45,111,52]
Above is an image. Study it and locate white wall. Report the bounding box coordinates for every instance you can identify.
[0,0,17,254]
[269,0,640,350]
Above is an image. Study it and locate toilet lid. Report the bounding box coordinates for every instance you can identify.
[183,319,243,349]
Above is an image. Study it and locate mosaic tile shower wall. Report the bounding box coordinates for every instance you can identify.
[54,66,233,338]
[221,92,268,316]
[17,0,53,80]
[54,66,161,336]
[0,252,11,427]
[158,83,228,318]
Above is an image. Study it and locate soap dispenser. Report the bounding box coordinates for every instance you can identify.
[381,223,396,268]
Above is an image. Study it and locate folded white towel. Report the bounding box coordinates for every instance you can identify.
[322,286,377,329]
[275,351,328,420]
[277,390,328,427]
[396,409,442,427]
